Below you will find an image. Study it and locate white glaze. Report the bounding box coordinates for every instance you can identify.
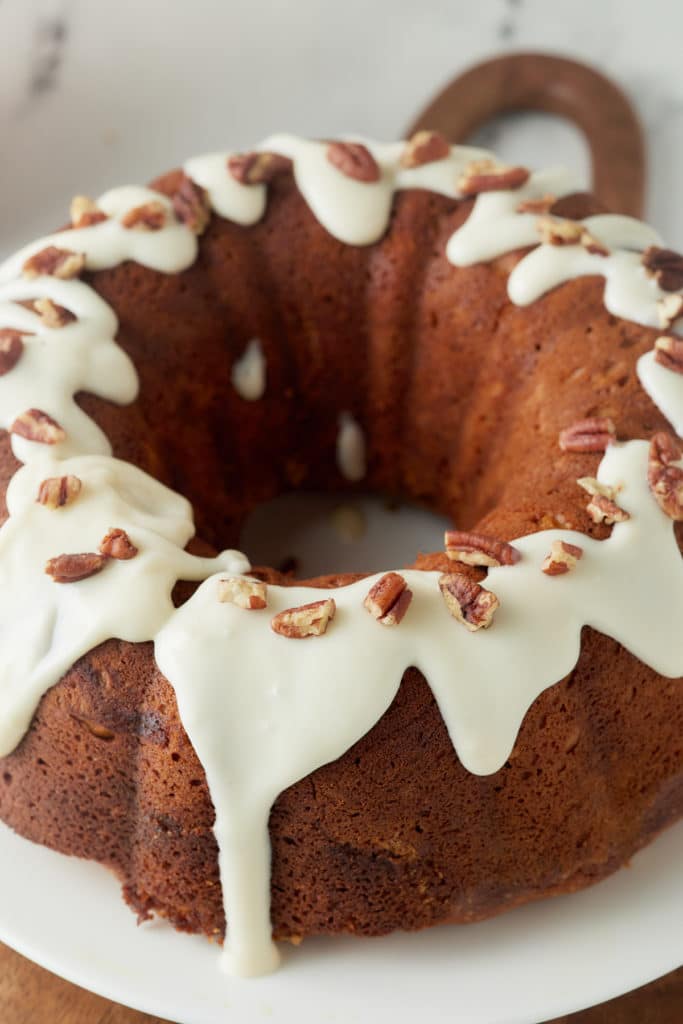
[155,441,683,974]
[0,454,248,758]
[0,135,681,978]
[231,338,266,401]
[336,411,366,481]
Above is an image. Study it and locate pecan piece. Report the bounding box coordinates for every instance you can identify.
[23,246,85,280]
[172,175,211,234]
[271,598,336,638]
[536,215,583,245]
[654,335,683,375]
[438,573,499,631]
[400,130,450,168]
[70,195,108,229]
[11,408,65,444]
[581,231,610,257]
[648,432,683,521]
[0,329,26,375]
[559,417,616,453]
[99,528,138,560]
[31,297,76,328]
[364,572,413,626]
[45,552,107,583]
[657,293,683,329]
[516,194,556,215]
[642,245,683,292]
[541,540,583,576]
[218,576,267,610]
[326,142,380,183]
[457,159,530,197]
[37,474,82,509]
[444,530,520,567]
[577,478,630,525]
[227,151,293,185]
[121,201,166,231]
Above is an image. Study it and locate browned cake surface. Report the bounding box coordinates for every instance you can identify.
[0,173,680,944]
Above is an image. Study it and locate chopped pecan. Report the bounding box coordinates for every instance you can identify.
[400,130,450,169]
[121,201,166,230]
[227,151,293,185]
[37,474,82,509]
[581,231,610,257]
[457,159,530,197]
[0,329,26,375]
[444,530,520,567]
[45,552,107,583]
[99,528,138,560]
[271,598,336,638]
[559,417,616,453]
[657,293,683,329]
[70,195,108,228]
[654,335,683,375]
[326,142,380,183]
[582,486,630,524]
[536,215,583,245]
[364,572,413,626]
[647,432,683,521]
[218,576,267,610]
[31,297,76,328]
[23,246,85,280]
[11,408,65,444]
[172,175,211,234]
[642,245,683,292]
[516,194,556,215]
[541,539,583,576]
[438,573,499,631]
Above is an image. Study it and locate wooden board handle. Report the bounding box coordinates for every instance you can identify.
[405,53,646,218]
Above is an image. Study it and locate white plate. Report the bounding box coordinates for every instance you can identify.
[0,819,681,1024]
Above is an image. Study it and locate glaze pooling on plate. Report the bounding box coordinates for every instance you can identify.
[0,136,681,977]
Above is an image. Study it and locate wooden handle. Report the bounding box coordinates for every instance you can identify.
[406,53,646,219]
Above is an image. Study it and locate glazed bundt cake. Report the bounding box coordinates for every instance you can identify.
[0,133,681,976]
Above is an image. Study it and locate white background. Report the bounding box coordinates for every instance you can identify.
[1,0,683,255]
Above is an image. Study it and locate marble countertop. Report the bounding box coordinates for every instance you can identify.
[1,0,683,256]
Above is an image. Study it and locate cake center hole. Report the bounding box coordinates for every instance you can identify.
[239,492,451,578]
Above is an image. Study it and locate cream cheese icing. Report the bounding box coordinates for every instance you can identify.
[0,135,680,977]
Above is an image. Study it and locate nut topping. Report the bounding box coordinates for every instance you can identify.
[326,142,381,183]
[515,194,556,215]
[121,201,166,230]
[400,130,450,169]
[654,335,683,375]
[23,246,85,280]
[577,478,630,525]
[444,530,521,567]
[271,598,336,639]
[363,572,413,626]
[657,293,683,329]
[227,151,293,185]
[457,159,530,197]
[99,528,138,560]
[11,408,65,444]
[536,215,583,245]
[218,576,267,610]
[0,329,27,375]
[438,573,499,631]
[37,474,82,509]
[541,540,583,576]
[642,245,683,292]
[45,552,107,583]
[559,417,616,453]
[31,297,76,328]
[70,195,108,229]
[172,175,211,234]
[647,431,683,521]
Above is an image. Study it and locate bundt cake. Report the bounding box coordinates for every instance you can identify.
[0,133,681,977]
